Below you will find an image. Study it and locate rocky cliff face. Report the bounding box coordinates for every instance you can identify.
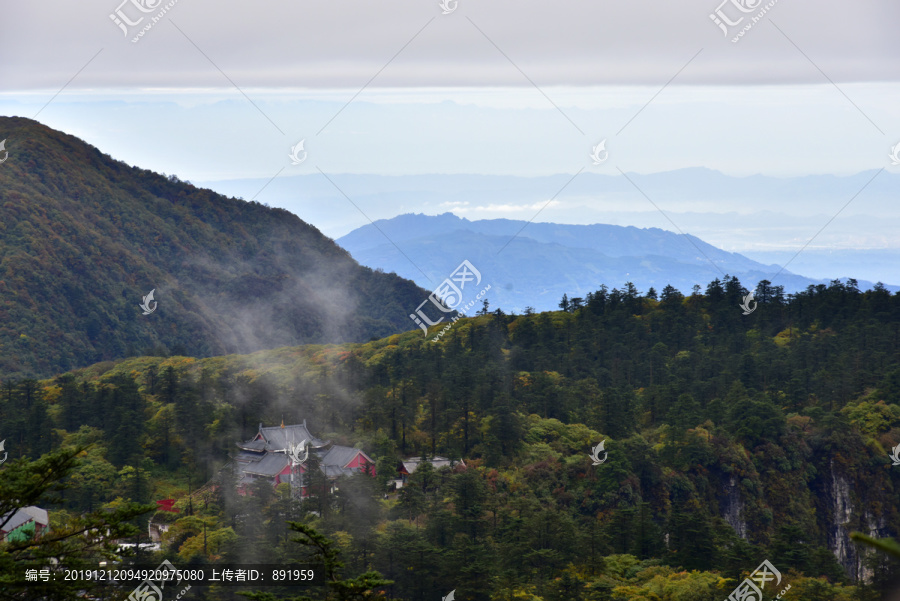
[828,465,860,579]
[824,460,888,582]
[721,473,748,540]
[717,457,893,583]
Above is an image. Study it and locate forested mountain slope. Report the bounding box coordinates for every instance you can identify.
[5,276,900,599]
[0,117,425,378]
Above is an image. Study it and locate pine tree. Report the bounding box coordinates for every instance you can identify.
[0,447,152,601]
[243,522,392,601]
[105,374,146,466]
[58,375,82,433]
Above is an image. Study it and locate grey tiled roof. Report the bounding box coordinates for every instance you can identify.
[319,445,369,469]
[402,456,463,474]
[322,465,356,478]
[236,439,267,451]
[1,506,48,533]
[235,450,259,462]
[1,511,32,533]
[20,507,48,525]
[241,452,290,477]
[258,423,327,452]
[235,423,372,484]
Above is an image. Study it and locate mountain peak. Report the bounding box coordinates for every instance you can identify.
[336,214,825,313]
[0,118,427,378]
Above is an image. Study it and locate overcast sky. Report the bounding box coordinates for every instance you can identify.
[3,1,899,175]
[2,0,899,247]
[4,0,899,88]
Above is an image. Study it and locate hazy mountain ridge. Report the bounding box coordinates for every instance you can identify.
[337,213,894,312]
[199,170,900,248]
[340,212,781,269]
[0,117,426,378]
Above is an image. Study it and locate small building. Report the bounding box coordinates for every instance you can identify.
[118,542,161,553]
[234,421,375,496]
[148,521,170,543]
[395,456,465,488]
[1,506,49,542]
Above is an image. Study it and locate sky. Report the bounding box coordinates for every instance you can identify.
[1,0,899,250]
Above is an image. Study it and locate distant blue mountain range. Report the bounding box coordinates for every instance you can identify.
[199,168,900,245]
[337,213,897,313]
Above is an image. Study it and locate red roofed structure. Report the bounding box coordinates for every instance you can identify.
[155,499,180,513]
[234,421,376,496]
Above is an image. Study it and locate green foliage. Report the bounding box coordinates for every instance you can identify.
[0,116,428,380]
[0,446,153,600]
[178,525,237,561]
[2,272,900,596]
[242,522,392,601]
[841,401,900,440]
[852,532,900,559]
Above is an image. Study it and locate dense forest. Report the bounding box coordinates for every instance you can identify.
[2,276,900,599]
[0,117,426,379]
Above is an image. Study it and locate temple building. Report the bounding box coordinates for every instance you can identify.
[394,456,465,489]
[0,506,49,542]
[234,421,375,496]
